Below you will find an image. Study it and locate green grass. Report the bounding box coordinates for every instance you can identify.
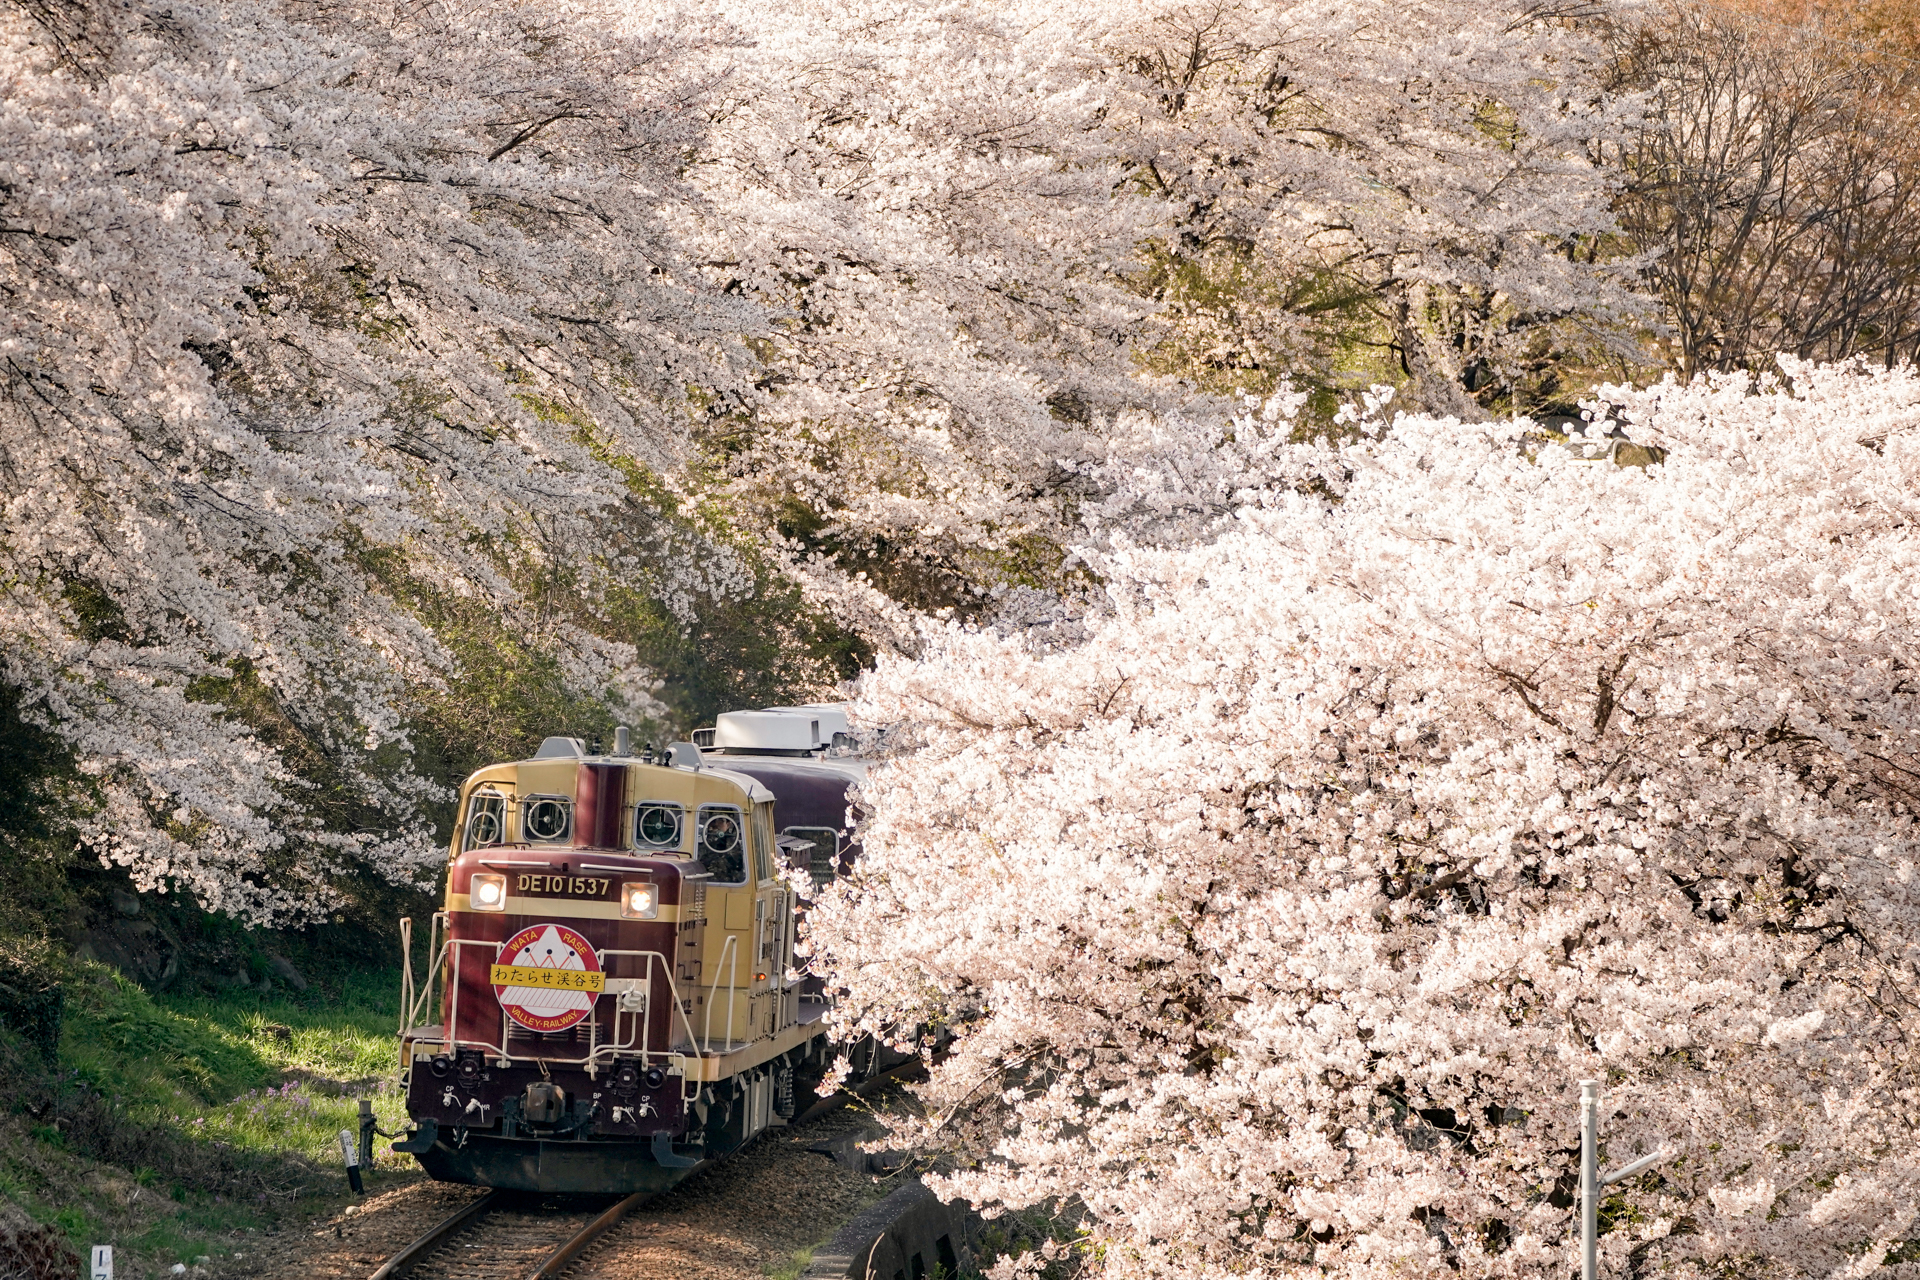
[0,1123,282,1273]
[0,959,422,1276]
[58,960,413,1168]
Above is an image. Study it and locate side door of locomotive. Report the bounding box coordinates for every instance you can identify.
[696,798,783,1049]
[746,802,790,1038]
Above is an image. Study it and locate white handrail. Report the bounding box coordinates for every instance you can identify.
[725,940,739,1050]
[581,947,707,1068]
[405,912,447,1037]
[399,916,412,1035]
[397,916,413,1079]
[701,933,738,1055]
[428,940,704,1073]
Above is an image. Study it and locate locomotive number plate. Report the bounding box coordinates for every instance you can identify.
[515,874,612,898]
[489,963,607,992]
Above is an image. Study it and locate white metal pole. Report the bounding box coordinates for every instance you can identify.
[1580,1080,1601,1280]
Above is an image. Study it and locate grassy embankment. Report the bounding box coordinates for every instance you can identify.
[2,958,417,1276]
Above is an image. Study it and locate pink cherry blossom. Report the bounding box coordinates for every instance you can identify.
[809,359,1920,1280]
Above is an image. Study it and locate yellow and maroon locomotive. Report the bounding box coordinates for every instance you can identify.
[393,707,865,1192]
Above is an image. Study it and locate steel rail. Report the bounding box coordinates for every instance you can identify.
[368,1188,504,1280]
[527,1189,663,1279]
[368,1185,657,1280]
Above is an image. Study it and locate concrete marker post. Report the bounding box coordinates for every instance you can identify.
[339,1127,364,1195]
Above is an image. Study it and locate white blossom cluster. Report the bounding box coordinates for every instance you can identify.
[807,358,1920,1280]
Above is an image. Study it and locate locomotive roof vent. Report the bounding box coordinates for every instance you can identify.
[533,736,587,759]
[712,709,821,756]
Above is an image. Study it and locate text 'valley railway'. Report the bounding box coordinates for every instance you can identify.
[392,705,877,1193]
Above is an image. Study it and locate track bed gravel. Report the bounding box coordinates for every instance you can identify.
[234,1106,895,1280]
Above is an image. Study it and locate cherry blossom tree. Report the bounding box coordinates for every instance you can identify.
[1103,0,1645,418]
[1,0,749,919]
[3,0,1651,925]
[808,358,1920,1280]
[685,0,1645,625]
[678,0,1170,622]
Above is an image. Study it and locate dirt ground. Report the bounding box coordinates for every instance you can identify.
[232,1105,900,1280]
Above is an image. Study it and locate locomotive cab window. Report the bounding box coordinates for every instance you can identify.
[784,826,840,887]
[464,790,508,851]
[751,802,776,883]
[521,794,573,844]
[633,801,684,851]
[697,804,747,885]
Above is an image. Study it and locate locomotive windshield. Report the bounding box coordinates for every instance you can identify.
[634,801,684,850]
[464,791,506,850]
[522,794,572,843]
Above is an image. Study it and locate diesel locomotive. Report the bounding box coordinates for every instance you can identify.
[392,705,868,1192]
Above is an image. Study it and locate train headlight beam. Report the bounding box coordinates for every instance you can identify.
[621,881,659,919]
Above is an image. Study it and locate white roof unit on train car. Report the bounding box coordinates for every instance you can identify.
[762,704,850,740]
[714,709,823,752]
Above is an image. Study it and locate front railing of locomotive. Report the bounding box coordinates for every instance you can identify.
[397,797,706,1148]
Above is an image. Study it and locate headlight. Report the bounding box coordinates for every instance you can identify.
[620,880,658,920]
[470,873,507,911]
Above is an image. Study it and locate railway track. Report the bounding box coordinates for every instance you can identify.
[367,1186,662,1280]
[368,1060,922,1280]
